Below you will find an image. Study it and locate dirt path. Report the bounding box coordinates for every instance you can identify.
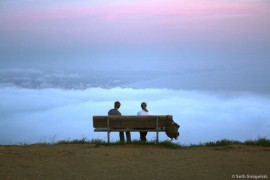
[0,144,269,180]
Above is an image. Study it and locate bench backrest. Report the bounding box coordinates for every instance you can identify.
[93,115,173,129]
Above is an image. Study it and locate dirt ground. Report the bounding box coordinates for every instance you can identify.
[0,144,269,180]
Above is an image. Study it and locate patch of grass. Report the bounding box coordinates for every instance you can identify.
[244,137,270,147]
[54,138,181,149]
[158,140,182,149]
[57,138,89,144]
[88,139,107,147]
[56,138,107,147]
[109,140,182,149]
[188,138,270,148]
[49,137,270,148]
[204,139,241,147]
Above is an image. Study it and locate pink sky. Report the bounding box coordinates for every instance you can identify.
[1,0,268,31]
[0,0,269,47]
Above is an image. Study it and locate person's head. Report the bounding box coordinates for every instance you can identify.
[114,101,121,109]
[141,102,148,112]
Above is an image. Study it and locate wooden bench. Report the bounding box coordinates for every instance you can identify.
[93,115,173,143]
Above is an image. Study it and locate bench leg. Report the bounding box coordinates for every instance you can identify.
[156,116,159,144]
[107,131,110,144]
[107,117,110,144]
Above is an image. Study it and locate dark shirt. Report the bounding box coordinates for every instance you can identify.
[108,108,122,116]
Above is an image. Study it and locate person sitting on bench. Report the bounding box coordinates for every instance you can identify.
[137,102,150,142]
[108,101,131,142]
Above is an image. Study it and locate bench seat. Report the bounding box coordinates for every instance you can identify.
[93,115,172,143]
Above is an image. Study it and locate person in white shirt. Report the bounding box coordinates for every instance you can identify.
[137,102,149,142]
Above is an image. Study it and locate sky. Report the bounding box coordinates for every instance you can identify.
[0,0,270,72]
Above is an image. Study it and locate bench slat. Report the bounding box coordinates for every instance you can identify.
[93,115,172,129]
[94,128,166,132]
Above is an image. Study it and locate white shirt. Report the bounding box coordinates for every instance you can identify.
[137,110,149,116]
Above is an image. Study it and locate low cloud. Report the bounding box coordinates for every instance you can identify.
[0,87,269,145]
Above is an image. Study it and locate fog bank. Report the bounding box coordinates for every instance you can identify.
[0,87,269,145]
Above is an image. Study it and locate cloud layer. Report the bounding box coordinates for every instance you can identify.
[0,87,269,145]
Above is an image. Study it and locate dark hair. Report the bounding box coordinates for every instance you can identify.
[141,102,148,112]
[114,101,121,109]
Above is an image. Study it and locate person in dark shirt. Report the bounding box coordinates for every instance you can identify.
[108,101,131,142]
